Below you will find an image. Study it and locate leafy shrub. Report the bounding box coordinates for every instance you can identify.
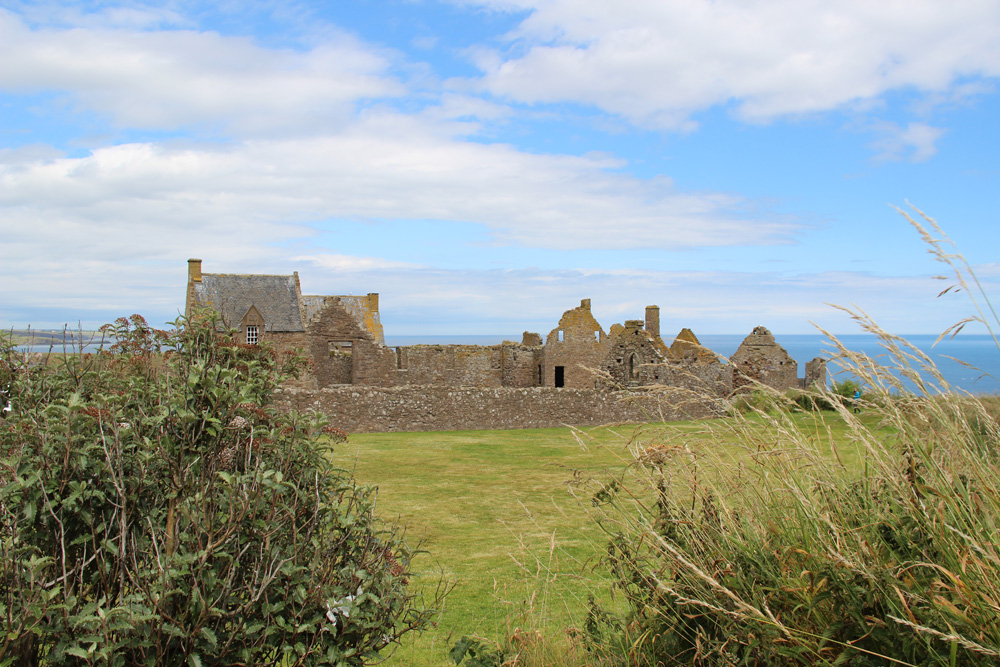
[0,311,437,666]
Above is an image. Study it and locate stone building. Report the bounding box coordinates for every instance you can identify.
[185,260,826,430]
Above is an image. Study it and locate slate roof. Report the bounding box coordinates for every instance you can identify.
[194,274,304,332]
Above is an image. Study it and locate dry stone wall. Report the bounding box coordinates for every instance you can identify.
[276,385,721,433]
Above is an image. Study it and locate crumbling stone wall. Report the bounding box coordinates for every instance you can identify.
[185,259,827,428]
[396,345,502,387]
[730,326,799,392]
[501,343,541,387]
[301,295,395,387]
[654,360,733,398]
[276,385,722,433]
[804,357,828,388]
[602,321,669,387]
[542,299,608,389]
[669,328,719,365]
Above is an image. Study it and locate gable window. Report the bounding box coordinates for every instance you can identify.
[246,325,259,345]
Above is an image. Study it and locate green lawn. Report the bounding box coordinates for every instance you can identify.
[333,412,874,666]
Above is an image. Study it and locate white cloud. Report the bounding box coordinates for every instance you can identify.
[870,121,947,162]
[0,113,796,261]
[0,9,402,135]
[464,0,1000,128]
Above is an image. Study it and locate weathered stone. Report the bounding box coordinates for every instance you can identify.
[186,261,826,431]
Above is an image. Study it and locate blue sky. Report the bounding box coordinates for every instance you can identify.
[2,0,999,338]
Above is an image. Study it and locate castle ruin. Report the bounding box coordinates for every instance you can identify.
[186,259,826,432]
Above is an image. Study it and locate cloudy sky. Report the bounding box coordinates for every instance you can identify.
[2,0,999,338]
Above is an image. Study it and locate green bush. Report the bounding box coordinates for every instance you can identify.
[0,312,436,666]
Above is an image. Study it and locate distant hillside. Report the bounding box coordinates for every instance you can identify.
[4,329,106,347]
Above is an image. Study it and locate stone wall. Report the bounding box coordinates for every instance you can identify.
[542,299,608,389]
[655,361,734,398]
[396,344,503,387]
[276,385,721,433]
[804,358,828,388]
[501,344,541,387]
[730,326,799,392]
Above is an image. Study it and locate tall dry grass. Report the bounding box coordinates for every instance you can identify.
[579,208,1000,666]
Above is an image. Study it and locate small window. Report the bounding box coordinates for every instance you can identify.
[554,366,565,388]
[246,325,259,345]
[557,330,564,342]
[595,331,601,342]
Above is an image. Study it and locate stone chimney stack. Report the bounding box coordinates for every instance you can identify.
[188,258,203,283]
[645,305,660,339]
[580,298,591,310]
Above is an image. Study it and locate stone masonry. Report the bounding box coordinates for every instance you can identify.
[186,260,827,432]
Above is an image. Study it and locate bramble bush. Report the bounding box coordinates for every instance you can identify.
[0,311,437,666]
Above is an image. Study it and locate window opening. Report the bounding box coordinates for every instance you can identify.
[554,366,565,388]
[557,330,564,342]
[245,325,259,345]
[329,341,353,358]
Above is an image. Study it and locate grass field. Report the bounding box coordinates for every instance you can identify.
[332,412,875,666]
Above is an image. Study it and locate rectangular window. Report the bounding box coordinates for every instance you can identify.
[246,325,259,345]
[328,340,353,357]
[554,366,565,388]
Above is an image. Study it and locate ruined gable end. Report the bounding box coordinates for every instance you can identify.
[541,299,608,388]
[731,326,798,391]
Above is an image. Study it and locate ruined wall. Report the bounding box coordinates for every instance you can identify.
[543,299,608,389]
[602,322,669,387]
[391,342,540,388]
[730,326,799,392]
[350,340,397,387]
[396,345,502,387]
[276,385,722,433]
[654,361,733,398]
[501,344,541,387]
[301,296,395,387]
[804,358,828,388]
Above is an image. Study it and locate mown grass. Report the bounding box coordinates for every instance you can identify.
[331,412,877,666]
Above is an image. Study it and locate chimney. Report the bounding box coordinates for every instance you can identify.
[293,271,301,294]
[645,305,660,339]
[188,258,202,283]
[580,298,591,310]
[367,293,379,311]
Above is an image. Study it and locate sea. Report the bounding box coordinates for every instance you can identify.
[18,333,999,395]
[386,333,1000,396]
